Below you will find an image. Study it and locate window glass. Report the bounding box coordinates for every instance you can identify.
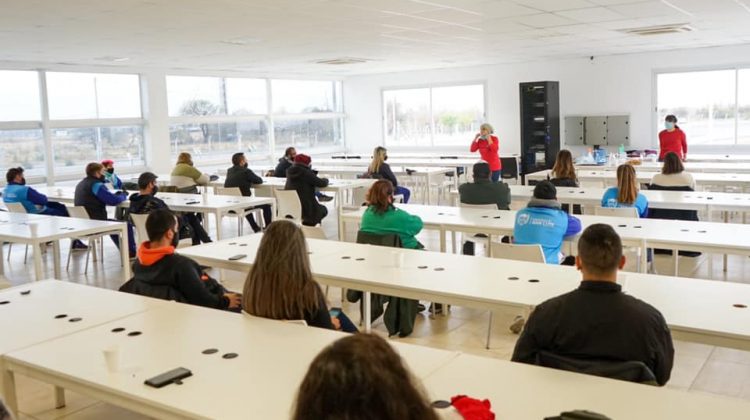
[432,85,484,146]
[170,120,269,158]
[47,72,141,120]
[226,78,267,115]
[0,129,45,176]
[272,80,340,113]
[0,71,41,121]
[167,76,225,117]
[739,69,750,145]
[384,88,431,146]
[52,125,145,171]
[273,118,343,153]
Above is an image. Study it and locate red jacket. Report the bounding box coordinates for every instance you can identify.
[470,135,502,171]
[658,127,687,160]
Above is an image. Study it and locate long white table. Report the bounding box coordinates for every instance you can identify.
[688,153,750,163]
[0,211,130,281]
[527,169,750,190]
[178,235,750,352]
[340,203,750,276]
[3,301,459,419]
[34,186,276,241]
[0,280,169,414]
[577,161,750,173]
[423,354,750,420]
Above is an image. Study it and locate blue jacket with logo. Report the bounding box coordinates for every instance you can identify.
[601,187,649,218]
[513,199,582,264]
[103,171,123,190]
[3,183,48,214]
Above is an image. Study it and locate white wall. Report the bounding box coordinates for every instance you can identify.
[343,44,750,156]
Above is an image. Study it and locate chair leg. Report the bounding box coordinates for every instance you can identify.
[6,243,11,262]
[84,247,91,275]
[486,312,493,349]
[23,245,28,264]
[66,243,73,271]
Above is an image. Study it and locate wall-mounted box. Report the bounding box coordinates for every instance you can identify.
[563,115,629,146]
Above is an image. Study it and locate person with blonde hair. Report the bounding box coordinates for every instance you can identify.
[368,146,410,203]
[601,164,648,218]
[470,123,502,182]
[242,220,356,332]
[170,152,211,193]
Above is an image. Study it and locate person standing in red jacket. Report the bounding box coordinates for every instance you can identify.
[470,123,502,182]
[658,115,687,161]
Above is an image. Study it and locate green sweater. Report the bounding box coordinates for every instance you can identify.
[458,179,511,210]
[359,205,424,249]
[171,163,206,183]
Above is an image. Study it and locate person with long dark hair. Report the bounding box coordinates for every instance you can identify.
[658,115,687,162]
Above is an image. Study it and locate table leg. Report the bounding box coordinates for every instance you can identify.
[364,291,372,333]
[425,174,432,205]
[673,248,679,276]
[119,226,130,281]
[336,189,344,240]
[1,363,18,417]
[33,241,44,281]
[52,241,61,279]
[54,385,66,408]
[640,239,648,274]
[0,242,5,279]
[723,211,729,272]
[214,211,222,241]
[439,228,446,253]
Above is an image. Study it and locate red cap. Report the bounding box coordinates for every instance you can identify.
[101,159,114,166]
[294,154,311,165]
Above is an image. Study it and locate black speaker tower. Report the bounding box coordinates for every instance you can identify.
[519,81,560,181]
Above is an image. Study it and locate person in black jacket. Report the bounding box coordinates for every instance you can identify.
[224,152,272,233]
[243,220,356,332]
[119,209,241,310]
[273,147,296,177]
[511,223,674,385]
[285,154,330,226]
[368,146,410,203]
[128,172,212,245]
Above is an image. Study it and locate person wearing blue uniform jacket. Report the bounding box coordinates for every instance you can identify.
[101,159,123,190]
[601,164,649,218]
[74,162,136,257]
[4,167,88,249]
[513,181,581,265]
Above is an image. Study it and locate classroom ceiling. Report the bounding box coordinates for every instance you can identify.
[2,0,750,76]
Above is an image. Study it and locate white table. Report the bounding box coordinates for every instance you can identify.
[527,169,750,190]
[3,302,459,419]
[178,236,750,352]
[688,153,750,163]
[35,186,275,241]
[423,354,750,420]
[340,203,750,275]
[0,280,168,414]
[0,211,130,282]
[578,161,750,173]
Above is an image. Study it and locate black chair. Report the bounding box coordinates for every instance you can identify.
[500,157,519,182]
[537,351,658,385]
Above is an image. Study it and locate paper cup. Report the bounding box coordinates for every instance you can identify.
[28,223,38,237]
[392,251,404,268]
[103,346,120,373]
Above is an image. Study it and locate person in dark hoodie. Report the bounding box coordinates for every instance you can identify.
[273,147,333,202]
[285,154,330,226]
[128,172,212,245]
[119,209,241,310]
[224,152,272,233]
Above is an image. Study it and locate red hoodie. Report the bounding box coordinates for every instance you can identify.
[658,127,687,160]
[470,135,502,171]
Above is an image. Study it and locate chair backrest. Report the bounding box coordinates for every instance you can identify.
[129,213,150,246]
[490,242,546,263]
[215,187,242,197]
[594,206,639,218]
[301,225,327,240]
[460,202,498,210]
[646,184,698,221]
[537,351,658,385]
[273,189,302,222]
[5,202,27,214]
[500,157,519,180]
[356,231,402,248]
[67,206,90,220]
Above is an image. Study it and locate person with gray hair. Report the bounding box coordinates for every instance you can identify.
[470,123,502,182]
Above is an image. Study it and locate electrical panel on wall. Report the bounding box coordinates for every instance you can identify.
[563,115,629,146]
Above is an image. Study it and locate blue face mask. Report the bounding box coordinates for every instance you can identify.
[665,122,675,130]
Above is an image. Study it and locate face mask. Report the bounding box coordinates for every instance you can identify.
[384,155,388,161]
[19,178,26,186]
[665,122,675,130]
[98,174,106,181]
[152,185,159,195]
[243,162,248,168]
[171,228,180,247]
[106,168,114,174]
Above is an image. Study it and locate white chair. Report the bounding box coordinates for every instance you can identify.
[130,212,193,249]
[274,189,302,223]
[594,206,639,218]
[66,206,107,274]
[300,225,327,240]
[486,242,546,349]
[215,187,264,235]
[5,202,29,263]
[458,203,498,255]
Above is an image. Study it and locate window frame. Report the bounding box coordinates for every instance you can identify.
[381,81,487,148]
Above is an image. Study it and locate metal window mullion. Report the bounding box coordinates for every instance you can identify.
[267,79,275,158]
[38,70,54,185]
[429,87,435,147]
[736,67,740,145]
[48,117,145,129]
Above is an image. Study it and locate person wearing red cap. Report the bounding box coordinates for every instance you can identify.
[285,154,330,226]
[101,159,123,190]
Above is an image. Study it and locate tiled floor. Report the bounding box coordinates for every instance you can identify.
[4,195,750,419]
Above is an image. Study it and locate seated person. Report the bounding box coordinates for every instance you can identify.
[170,152,211,193]
[548,149,581,214]
[4,167,87,249]
[360,179,423,250]
[512,224,674,386]
[242,220,356,332]
[292,334,494,420]
[128,172,212,246]
[273,147,332,201]
[458,161,511,255]
[513,181,581,265]
[74,162,135,257]
[120,209,241,311]
[650,152,696,190]
[224,152,272,232]
[285,154,330,226]
[601,164,648,218]
[101,159,123,190]
[368,146,410,203]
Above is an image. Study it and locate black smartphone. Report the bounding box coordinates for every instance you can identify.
[144,367,192,388]
[228,254,246,261]
[185,201,200,205]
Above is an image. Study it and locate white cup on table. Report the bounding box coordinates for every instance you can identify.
[28,222,38,237]
[102,345,120,373]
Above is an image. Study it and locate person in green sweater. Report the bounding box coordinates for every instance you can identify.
[359,179,424,249]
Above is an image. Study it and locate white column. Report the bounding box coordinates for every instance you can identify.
[141,70,171,174]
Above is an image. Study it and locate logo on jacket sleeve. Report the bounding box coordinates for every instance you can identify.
[517,213,530,225]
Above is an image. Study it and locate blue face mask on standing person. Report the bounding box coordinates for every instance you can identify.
[665,121,675,130]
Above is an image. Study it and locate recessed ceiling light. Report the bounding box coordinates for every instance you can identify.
[94,56,130,62]
[316,57,370,65]
[619,24,694,36]
[221,38,261,46]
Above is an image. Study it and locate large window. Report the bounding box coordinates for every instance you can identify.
[384,84,485,147]
[656,68,749,145]
[46,72,141,120]
[167,76,344,160]
[0,70,45,176]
